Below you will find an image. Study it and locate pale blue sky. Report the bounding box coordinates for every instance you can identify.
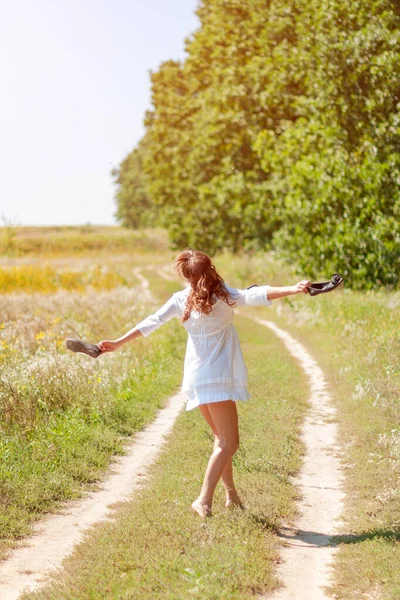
[0,0,199,226]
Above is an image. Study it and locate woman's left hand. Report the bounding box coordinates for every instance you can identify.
[293,280,311,294]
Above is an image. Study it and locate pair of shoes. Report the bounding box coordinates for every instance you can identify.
[65,338,102,358]
[307,274,343,296]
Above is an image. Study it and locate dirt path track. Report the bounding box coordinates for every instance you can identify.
[0,392,186,599]
[254,317,345,600]
[0,269,346,599]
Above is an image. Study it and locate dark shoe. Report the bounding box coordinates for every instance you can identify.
[65,338,102,358]
[307,274,343,296]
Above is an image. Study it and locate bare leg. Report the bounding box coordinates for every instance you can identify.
[199,404,242,508]
[192,401,240,517]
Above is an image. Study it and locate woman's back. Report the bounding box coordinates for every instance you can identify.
[174,287,235,338]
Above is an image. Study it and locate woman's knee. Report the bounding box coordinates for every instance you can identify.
[219,436,239,456]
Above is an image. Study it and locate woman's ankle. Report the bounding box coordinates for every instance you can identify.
[198,495,213,508]
[225,497,245,510]
[192,498,212,518]
[225,488,240,501]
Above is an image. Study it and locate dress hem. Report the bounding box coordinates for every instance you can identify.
[185,391,251,412]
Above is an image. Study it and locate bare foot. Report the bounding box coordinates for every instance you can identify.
[225,497,245,510]
[191,498,212,518]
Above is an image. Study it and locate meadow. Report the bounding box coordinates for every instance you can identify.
[0,225,168,257]
[11,234,309,599]
[0,227,184,560]
[1,227,399,598]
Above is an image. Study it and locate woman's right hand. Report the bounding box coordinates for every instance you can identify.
[97,340,121,353]
[292,280,311,294]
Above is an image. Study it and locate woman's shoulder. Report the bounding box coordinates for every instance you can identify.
[224,283,258,294]
[223,284,240,297]
[173,287,190,303]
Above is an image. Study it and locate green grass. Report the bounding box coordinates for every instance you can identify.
[142,266,181,300]
[269,294,400,600]
[22,315,309,600]
[6,247,399,597]
[0,254,186,560]
[0,323,186,558]
[218,252,400,599]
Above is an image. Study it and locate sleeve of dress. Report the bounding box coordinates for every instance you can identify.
[136,294,180,337]
[226,285,272,307]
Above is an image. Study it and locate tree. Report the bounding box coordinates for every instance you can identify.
[113,137,158,229]
[115,0,400,287]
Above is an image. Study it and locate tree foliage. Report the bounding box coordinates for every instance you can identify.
[113,138,158,229]
[114,0,400,288]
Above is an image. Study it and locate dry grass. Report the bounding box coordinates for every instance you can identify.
[0,225,169,257]
[0,263,135,293]
[0,226,176,294]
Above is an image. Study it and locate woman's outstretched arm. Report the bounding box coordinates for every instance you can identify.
[97,294,180,354]
[227,279,311,307]
[98,328,143,353]
[267,280,311,300]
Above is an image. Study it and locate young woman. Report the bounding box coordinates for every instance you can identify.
[97,250,311,518]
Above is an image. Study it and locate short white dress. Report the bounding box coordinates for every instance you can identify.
[136,285,272,411]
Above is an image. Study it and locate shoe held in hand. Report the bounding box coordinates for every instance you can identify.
[307,274,343,296]
[65,338,102,358]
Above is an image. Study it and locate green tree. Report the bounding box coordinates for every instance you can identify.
[113,137,158,229]
[115,0,400,288]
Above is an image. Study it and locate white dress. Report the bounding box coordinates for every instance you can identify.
[136,285,272,411]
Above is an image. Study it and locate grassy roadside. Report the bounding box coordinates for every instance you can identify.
[269,295,400,599]
[0,323,186,562]
[219,253,400,599]
[22,313,309,600]
[0,262,186,560]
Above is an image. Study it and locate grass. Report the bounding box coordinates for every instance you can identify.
[4,241,399,597]
[0,225,169,257]
[0,256,186,560]
[142,266,181,300]
[275,294,400,599]
[0,263,138,293]
[22,313,309,600]
[0,225,177,294]
[219,253,400,599]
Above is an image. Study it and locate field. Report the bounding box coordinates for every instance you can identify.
[1,227,399,599]
[0,227,182,559]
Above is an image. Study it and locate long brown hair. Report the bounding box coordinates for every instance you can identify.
[174,250,235,322]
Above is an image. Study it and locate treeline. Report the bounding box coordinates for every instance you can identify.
[114,0,400,288]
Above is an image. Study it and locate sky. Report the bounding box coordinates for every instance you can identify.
[0,0,199,226]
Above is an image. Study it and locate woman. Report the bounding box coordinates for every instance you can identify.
[98,250,310,518]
